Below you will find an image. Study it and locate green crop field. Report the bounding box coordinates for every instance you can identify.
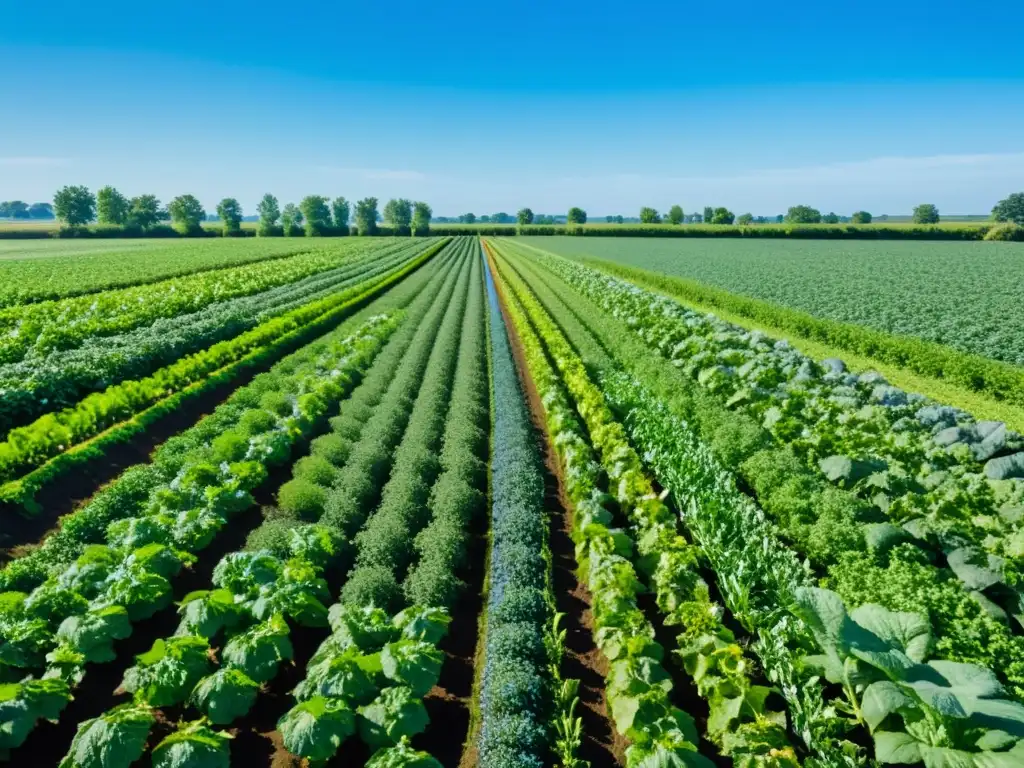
[523,235,1024,366]
[1,234,1022,768]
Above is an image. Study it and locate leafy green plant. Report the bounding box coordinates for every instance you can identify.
[151,719,233,768]
[220,615,293,684]
[120,636,212,706]
[0,678,72,753]
[365,737,443,767]
[58,702,155,768]
[357,686,429,749]
[190,668,260,725]
[278,695,356,762]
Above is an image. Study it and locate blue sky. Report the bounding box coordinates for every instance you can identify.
[2,0,1023,217]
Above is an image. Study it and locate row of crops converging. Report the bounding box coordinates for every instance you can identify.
[1,233,1022,767]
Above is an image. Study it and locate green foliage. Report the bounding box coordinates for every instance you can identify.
[299,195,332,236]
[281,203,302,236]
[737,212,754,225]
[151,719,232,768]
[517,207,534,226]
[277,478,328,521]
[167,194,206,235]
[256,193,280,235]
[822,211,840,224]
[852,210,872,224]
[639,207,661,224]
[383,199,413,235]
[190,668,260,724]
[355,197,380,235]
[411,202,431,235]
[215,198,243,235]
[358,686,429,749]
[786,205,822,223]
[331,196,350,230]
[58,703,155,768]
[0,678,72,751]
[279,696,356,762]
[912,203,940,224]
[96,186,129,226]
[365,738,443,768]
[121,635,212,706]
[126,194,162,229]
[53,185,96,228]
[983,222,1024,241]
[710,207,735,224]
[667,205,684,225]
[566,206,587,224]
[992,192,1024,225]
[176,589,246,639]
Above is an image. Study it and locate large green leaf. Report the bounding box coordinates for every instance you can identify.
[58,703,155,768]
[862,681,916,732]
[221,616,293,684]
[380,641,442,698]
[151,719,232,768]
[365,737,443,767]
[278,696,355,762]
[850,604,932,663]
[357,686,429,750]
[873,730,922,765]
[189,669,259,725]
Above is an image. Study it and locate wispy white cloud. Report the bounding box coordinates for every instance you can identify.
[315,166,426,181]
[0,156,69,167]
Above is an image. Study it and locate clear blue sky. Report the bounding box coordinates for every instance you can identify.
[2,0,1023,217]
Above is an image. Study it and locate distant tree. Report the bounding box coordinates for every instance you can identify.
[992,192,1024,225]
[822,212,840,224]
[257,193,281,235]
[605,215,615,223]
[126,195,161,229]
[737,212,754,226]
[381,198,412,234]
[354,197,379,235]
[639,207,661,224]
[567,207,587,225]
[667,205,684,225]
[458,212,476,224]
[299,195,332,236]
[851,210,872,224]
[409,202,431,235]
[0,201,30,219]
[702,206,714,224]
[711,207,735,225]
[281,203,302,236]
[786,205,822,224]
[775,214,784,223]
[517,208,534,226]
[491,212,513,224]
[53,185,96,228]
[331,197,350,231]
[615,215,624,224]
[27,202,54,219]
[216,198,243,234]
[912,203,940,224]
[480,215,491,223]
[96,186,129,226]
[167,194,206,234]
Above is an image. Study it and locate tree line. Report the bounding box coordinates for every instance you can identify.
[0,201,54,220]
[47,186,434,236]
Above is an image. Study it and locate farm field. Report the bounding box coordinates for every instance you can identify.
[522,236,1024,367]
[1,234,1023,768]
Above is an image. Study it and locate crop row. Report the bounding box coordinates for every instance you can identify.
[0,239,410,366]
[0,238,449,513]
[489,240,1024,766]
[44,239,478,767]
[489,244,806,767]
[507,242,1024,627]
[0,238,325,309]
[0,238,427,436]
[0,308,402,760]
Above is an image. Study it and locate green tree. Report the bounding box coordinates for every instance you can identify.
[702,206,713,224]
[216,198,243,234]
[354,197,379,235]
[711,207,735,225]
[992,192,1024,225]
[281,203,302,236]
[639,207,661,224]
[851,210,872,224]
[667,205,684,225]
[775,214,784,223]
[0,201,30,219]
[27,202,53,219]
[96,186,129,225]
[126,195,161,229]
[491,212,512,224]
[786,205,822,224]
[167,194,206,234]
[822,212,840,224]
[737,212,754,226]
[567,207,587,224]
[912,203,940,224]
[412,202,432,235]
[299,195,332,236]
[257,193,280,235]
[53,185,96,228]
[615,215,624,224]
[459,212,476,224]
[331,197,350,231]
[382,198,413,234]
[517,208,534,226]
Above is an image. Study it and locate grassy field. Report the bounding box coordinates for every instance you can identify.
[522,235,1024,366]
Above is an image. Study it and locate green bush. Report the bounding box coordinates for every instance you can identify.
[277,478,328,521]
[293,455,339,487]
[309,433,351,466]
[339,565,401,613]
[245,518,304,557]
[983,222,1024,241]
